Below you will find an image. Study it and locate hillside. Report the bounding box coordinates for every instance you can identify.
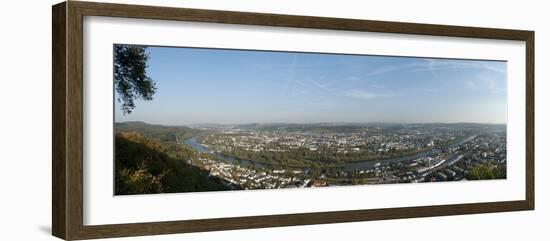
[115,121,200,143]
[115,131,236,195]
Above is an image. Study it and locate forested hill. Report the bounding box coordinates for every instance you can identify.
[115,121,200,142]
[115,131,235,195]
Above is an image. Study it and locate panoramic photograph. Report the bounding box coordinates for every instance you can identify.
[113,44,507,195]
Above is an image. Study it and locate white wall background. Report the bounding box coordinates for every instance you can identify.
[0,0,547,240]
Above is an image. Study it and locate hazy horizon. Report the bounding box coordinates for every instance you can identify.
[115,45,507,125]
[115,120,507,127]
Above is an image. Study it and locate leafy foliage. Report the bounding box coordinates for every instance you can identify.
[117,161,167,194]
[114,45,156,114]
[466,164,506,180]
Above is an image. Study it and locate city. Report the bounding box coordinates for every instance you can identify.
[180,123,507,190]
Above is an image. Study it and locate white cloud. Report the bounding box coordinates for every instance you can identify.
[343,89,394,99]
[464,72,506,95]
[465,80,479,90]
[344,58,506,83]
[421,87,440,93]
[412,58,507,74]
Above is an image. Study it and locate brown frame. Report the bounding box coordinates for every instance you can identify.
[52,1,535,240]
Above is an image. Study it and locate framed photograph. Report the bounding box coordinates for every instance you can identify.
[52,1,534,240]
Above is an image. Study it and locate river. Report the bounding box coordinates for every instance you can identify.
[185,136,265,168]
[184,135,477,172]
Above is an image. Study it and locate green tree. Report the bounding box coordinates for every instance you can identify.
[466,164,506,180]
[116,161,166,194]
[467,165,494,180]
[114,45,156,114]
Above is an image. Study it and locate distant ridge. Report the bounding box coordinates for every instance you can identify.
[115,121,505,132]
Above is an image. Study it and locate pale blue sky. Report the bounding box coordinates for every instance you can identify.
[115,46,507,125]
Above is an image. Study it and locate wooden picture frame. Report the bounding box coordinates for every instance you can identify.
[52,1,534,240]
